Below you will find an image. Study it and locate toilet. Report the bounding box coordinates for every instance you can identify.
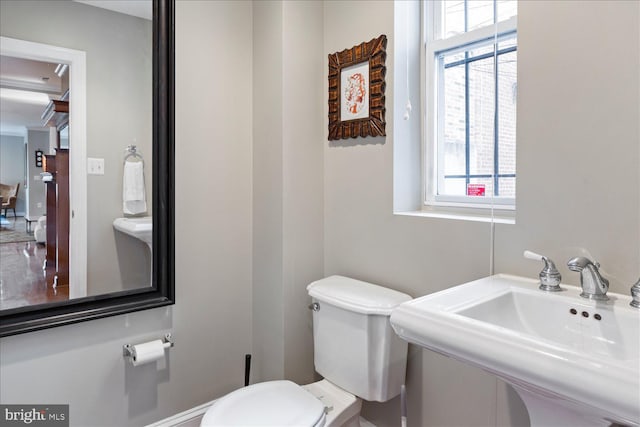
[201,275,412,427]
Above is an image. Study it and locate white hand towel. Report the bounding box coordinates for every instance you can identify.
[123,161,147,215]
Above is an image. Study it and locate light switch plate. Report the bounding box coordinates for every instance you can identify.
[88,158,105,175]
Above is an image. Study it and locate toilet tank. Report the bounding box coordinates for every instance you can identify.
[307,276,412,402]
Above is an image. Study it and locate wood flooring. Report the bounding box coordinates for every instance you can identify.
[0,217,69,311]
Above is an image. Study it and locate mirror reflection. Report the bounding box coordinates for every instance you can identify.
[0,0,153,311]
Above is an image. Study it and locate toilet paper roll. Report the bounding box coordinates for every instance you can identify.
[131,340,168,366]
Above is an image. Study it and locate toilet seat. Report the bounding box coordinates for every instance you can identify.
[201,380,326,427]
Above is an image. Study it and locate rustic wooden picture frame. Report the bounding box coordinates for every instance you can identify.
[328,34,387,140]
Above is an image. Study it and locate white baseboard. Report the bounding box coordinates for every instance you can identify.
[145,400,216,427]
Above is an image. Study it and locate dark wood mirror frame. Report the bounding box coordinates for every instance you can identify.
[0,0,175,337]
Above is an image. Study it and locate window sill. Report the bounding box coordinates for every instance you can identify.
[394,207,515,224]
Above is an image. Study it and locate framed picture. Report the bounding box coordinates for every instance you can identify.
[328,34,387,140]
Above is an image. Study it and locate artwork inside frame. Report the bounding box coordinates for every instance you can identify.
[328,34,387,140]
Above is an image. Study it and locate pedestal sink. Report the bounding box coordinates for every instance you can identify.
[390,274,640,426]
[113,217,152,250]
[113,216,152,285]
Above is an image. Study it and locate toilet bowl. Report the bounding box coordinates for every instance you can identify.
[201,276,412,427]
[201,379,363,427]
[201,380,327,427]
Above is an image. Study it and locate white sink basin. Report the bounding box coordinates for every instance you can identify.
[390,274,640,426]
[113,216,152,247]
[113,216,153,287]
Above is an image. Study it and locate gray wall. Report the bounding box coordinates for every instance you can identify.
[1,2,638,427]
[494,0,640,293]
[0,1,253,426]
[252,0,285,382]
[0,0,152,295]
[280,0,325,385]
[0,134,25,215]
[26,129,48,219]
[252,0,324,385]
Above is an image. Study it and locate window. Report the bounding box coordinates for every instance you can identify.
[425,0,517,210]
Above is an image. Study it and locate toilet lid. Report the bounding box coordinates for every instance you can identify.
[201,380,325,426]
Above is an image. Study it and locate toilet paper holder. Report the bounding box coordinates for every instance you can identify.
[123,333,174,361]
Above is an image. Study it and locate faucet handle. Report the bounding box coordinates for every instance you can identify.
[631,278,640,308]
[524,250,562,292]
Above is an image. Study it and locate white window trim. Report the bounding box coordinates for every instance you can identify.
[422,3,518,213]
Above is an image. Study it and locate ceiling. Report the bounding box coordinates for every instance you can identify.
[73,1,152,21]
[0,1,151,136]
[0,56,62,135]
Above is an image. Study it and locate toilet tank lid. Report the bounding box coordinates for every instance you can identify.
[307,276,412,315]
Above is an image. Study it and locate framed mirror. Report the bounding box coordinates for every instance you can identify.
[0,0,174,336]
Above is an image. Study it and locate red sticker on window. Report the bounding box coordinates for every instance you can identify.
[467,184,485,196]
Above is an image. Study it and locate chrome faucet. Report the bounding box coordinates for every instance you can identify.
[567,257,609,301]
